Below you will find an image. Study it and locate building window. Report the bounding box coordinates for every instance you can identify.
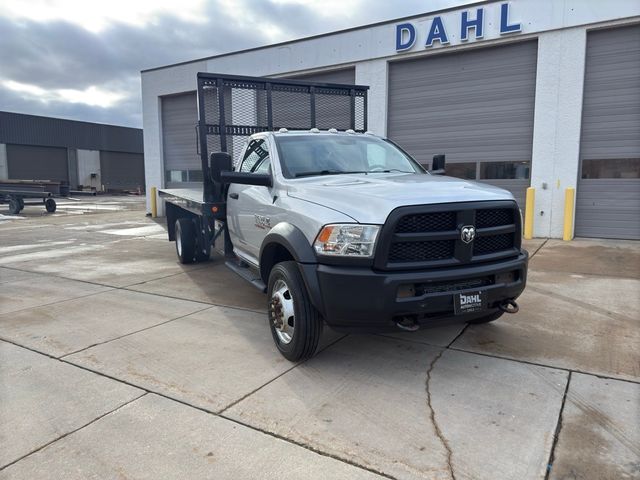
[480,161,530,180]
[446,162,476,180]
[165,169,203,182]
[581,159,640,179]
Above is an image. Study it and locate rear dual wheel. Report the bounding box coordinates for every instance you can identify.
[175,218,210,264]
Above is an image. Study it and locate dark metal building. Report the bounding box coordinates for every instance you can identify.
[0,111,144,192]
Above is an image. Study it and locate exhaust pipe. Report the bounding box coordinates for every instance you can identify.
[395,316,420,331]
[499,299,519,314]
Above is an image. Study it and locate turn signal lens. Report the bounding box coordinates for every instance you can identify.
[313,224,380,258]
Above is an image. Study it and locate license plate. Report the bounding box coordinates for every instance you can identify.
[454,290,487,315]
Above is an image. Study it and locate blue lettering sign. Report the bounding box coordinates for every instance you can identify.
[461,8,484,41]
[500,3,521,34]
[396,23,416,51]
[425,16,449,47]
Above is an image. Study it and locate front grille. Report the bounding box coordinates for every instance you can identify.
[389,240,455,263]
[395,212,456,233]
[473,233,514,255]
[476,208,514,228]
[378,201,521,270]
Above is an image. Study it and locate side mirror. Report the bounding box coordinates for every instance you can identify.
[431,154,446,175]
[219,171,272,187]
[210,152,233,182]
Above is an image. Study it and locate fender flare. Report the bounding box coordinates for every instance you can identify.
[259,223,316,267]
[259,223,325,316]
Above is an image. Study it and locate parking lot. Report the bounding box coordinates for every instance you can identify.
[0,196,638,480]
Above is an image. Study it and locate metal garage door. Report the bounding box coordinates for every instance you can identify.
[388,41,537,209]
[575,25,640,240]
[100,151,145,191]
[7,144,68,182]
[282,68,357,131]
[161,92,201,187]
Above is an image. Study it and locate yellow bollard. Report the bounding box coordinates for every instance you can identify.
[150,186,158,218]
[523,187,535,240]
[563,187,576,241]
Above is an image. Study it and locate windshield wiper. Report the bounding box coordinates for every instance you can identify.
[294,170,368,178]
[370,169,414,173]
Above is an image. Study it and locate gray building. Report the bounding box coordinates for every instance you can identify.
[0,111,145,192]
[142,0,640,240]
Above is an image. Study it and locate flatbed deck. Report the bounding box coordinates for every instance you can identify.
[159,187,205,216]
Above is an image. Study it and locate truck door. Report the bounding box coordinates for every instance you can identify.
[227,138,273,263]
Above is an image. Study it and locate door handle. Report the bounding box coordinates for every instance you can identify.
[229,193,239,200]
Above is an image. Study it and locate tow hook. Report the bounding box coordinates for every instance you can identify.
[499,299,519,314]
[395,316,420,331]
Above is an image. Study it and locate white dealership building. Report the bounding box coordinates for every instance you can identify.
[141,0,640,239]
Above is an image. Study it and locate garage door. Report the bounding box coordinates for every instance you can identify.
[100,151,145,191]
[7,144,68,182]
[161,92,201,187]
[280,68,358,131]
[388,41,538,209]
[575,25,640,240]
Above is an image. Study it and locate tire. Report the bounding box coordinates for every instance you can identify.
[8,198,21,215]
[45,198,56,213]
[195,243,211,262]
[268,261,322,362]
[467,310,504,325]
[175,218,197,264]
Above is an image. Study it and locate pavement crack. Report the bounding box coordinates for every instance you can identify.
[0,392,147,472]
[425,349,456,480]
[544,371,571,480]
[529,238,549,258]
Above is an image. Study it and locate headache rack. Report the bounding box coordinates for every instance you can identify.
[196,72,369,205]
[160,72,368,258]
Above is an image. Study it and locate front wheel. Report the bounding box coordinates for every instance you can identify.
[268,261,322,362]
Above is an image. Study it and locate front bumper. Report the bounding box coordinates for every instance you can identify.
[310,251,528,332]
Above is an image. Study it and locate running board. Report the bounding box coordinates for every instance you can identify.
[225,260,267,293]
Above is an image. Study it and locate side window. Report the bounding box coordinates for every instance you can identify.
[240,139,270,174]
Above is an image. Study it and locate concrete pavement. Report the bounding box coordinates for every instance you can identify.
[0,196,638,479]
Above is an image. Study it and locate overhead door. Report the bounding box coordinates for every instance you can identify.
[281,68,358,131]
[161,92,201,187]
[7,144,68,182]
[575,25,640,240]
[100,151,145,191]
[388,41,538,209]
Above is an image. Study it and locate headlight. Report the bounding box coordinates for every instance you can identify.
[313,224,380,257]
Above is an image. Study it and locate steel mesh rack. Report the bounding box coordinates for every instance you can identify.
[196,72,369,204]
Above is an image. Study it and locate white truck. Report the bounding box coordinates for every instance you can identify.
[160,73,527,361]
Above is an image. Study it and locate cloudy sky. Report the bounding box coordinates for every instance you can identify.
[0,0,477,128]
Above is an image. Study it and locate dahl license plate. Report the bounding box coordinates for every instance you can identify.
[454,290,487,315]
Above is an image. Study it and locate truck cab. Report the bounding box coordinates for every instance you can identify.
[220,130,527,361]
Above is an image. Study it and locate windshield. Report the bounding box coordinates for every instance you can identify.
[274,134,425,178]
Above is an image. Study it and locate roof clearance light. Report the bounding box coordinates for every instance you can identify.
[345,129,355,134]
[310,128,320,133]
[328,128,338,133]
[278,128,289,133]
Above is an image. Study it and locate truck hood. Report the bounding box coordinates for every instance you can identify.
[286,173,515,224]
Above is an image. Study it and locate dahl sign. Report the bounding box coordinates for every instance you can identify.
[396,2,522,51]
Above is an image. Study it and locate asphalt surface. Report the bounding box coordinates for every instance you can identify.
[0,196,638,479]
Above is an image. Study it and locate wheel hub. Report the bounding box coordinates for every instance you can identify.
[269,279,295,344]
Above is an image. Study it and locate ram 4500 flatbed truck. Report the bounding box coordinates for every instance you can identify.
[160,73,527,361]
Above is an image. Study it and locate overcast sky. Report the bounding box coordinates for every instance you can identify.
[0,0,478,128]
